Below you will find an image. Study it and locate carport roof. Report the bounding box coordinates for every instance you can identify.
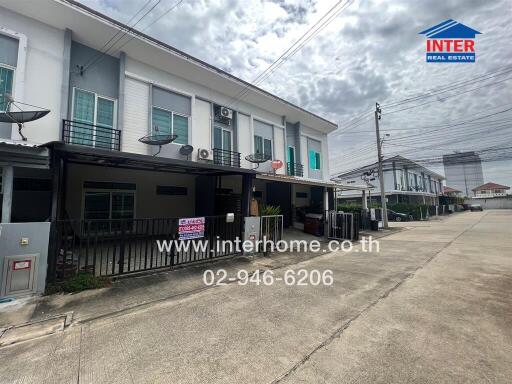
[255,173,368,190]
[44,142,257,176]
[0,139,49,169]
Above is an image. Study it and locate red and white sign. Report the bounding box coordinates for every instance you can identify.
[178,217,205,240]
[271,160,283,170]
[13,260,31,271]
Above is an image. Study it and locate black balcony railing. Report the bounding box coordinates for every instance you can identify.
[287,162,304,177]
[62,119,121,151]
[213,148,241,168]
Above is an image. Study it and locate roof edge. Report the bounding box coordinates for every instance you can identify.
[58,0,338,129]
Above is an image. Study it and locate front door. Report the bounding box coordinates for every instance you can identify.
[214,126,232,166]
[266,182,292,227]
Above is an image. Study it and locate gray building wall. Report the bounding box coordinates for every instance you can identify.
[0,222,50,296]
[443,152,484,197]
[68,41,120,118]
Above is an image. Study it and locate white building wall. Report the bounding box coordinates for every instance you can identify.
[0,6,64,143]
[273,127,285,175]
[238,113,252,169]
[192,98,211,152]
[122,76,150,155]
[299,135,309,178]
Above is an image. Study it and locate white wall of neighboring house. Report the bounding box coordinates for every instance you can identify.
[0,6,65,143]
[338,164,443,198]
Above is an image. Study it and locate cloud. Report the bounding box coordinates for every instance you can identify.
[78,0,512,186]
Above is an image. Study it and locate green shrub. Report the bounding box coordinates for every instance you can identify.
[260,205,281,216]
[46,273,111,294]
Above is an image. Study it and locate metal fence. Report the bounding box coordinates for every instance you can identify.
[259,215,283,253]
[48,215,243,282]
[328,211,360,241]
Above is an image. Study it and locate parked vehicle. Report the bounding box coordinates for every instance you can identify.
[470,204,483,212]
[387,210,413,222]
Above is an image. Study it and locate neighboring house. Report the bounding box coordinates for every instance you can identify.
[443,186,463,198]
[333,155,444,205]
[0,0,338,233]
[443,152,484,197]
[472,182,510,198]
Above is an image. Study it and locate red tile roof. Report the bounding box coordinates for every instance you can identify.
[443,186,461,193]
[472,182,510,191]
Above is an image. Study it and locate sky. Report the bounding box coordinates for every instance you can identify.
[79,0,512,187]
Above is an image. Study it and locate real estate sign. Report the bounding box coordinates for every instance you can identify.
[178,217,205,240]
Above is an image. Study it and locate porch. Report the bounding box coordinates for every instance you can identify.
[253,173,335,236]
[46,143,255,282]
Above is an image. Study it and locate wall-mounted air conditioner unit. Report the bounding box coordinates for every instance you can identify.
[197,148,213,161]
[219,107,233,119]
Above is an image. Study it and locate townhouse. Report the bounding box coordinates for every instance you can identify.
[0,0,338,227]
[0,0,343,288]
[334,155,444,205]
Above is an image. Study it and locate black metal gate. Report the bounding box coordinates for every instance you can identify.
[48,215,243,283]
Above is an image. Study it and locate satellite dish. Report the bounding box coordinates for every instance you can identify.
[245,153,271,169]
[0,95,50,141]
[139,126,177,156]
[179,144,194,159]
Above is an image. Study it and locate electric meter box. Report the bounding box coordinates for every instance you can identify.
[0,222,50,298]
[1,254,39,297]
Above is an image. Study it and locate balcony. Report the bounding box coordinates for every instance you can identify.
[63,119,121,151]
[213,148,241,168]
[287,162,304,177]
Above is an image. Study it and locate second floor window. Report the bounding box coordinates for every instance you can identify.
[254,135,272,158]
[152,107,189,145]
[72,88,116,149]
[309,150,321,170]
[152,86,191,145]
[0,65,14,112]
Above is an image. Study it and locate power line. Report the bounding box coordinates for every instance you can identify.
[80,0,156,70]
[225,0,355,110]
[82,0,167,72]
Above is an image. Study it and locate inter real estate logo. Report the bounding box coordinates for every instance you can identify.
[419,19,481,63]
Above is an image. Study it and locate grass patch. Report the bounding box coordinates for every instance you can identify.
[46,273,111,294]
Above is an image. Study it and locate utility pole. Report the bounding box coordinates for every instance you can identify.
[375,103,389,228]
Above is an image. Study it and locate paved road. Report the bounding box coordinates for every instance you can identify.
[1,210,511,383]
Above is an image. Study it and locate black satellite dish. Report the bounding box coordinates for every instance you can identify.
[245,153,271,169]
[179,145,194,160]
[0,96,50,141]
[139,126,177,156]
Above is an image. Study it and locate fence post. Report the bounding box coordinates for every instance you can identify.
[118,220,126,274]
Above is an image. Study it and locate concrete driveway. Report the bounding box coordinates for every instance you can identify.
[0,210,511,383]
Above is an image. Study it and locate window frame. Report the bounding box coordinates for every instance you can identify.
[309,150,321,170]
[254,134,272,159]
[0,63,15,113]
[71,87,118,149]
[81,187,137,228]
[151,105,190,145]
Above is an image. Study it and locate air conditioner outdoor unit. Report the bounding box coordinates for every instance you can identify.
[197,148,213,161]
[219,107,233,119]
